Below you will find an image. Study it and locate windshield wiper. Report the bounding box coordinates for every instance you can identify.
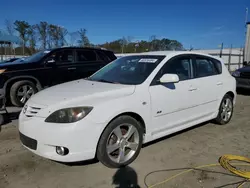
[84,78,119,84]
[96,79,116,83]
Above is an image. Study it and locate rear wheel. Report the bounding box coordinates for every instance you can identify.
[214,94,234,125]
[10,80,37,107]
[97,115,143,168]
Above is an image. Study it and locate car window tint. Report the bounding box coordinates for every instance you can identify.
[212,59,222,74]
[50,50,73,63]
[162,57,192,81]
[76,50,97,62]
[96,50,110,62]
[195,58,217,77]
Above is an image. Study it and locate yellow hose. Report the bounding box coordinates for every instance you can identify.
[148,155,250,188]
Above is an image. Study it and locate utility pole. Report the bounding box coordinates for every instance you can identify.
[219,42,223,58]
[245,7,248,25]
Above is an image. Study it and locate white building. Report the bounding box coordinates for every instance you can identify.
[115,48,244,71]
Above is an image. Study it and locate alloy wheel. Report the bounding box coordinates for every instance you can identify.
[220,98,233,122]
[106,124,139,164]
[17,85,34,104]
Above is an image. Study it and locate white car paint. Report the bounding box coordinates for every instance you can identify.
[18,51,236,163]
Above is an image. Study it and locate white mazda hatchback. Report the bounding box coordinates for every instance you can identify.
[18,51,236,168]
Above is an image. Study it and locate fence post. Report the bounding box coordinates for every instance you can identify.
[228,44,232,71]
[219,42,223,57]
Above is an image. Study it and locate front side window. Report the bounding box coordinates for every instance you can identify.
[88,55,165,85]
[49,50,73,64]
[161,57,192,81]
[195,58,217,78]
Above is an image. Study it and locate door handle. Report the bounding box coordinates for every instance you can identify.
[67,67,76,70]
[188,87,197,91]
[217,82,223,86]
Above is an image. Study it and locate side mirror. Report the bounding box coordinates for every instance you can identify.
[159,74,179,83]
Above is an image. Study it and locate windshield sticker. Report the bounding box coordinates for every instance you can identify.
[44,50,51,53]
[138,58,158,63]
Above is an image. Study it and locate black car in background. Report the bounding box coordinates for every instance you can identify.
[232,64,250,90]
[0,47,116,107]
[1,58,20,63]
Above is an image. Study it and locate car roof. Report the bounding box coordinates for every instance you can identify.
[120,51,222,61]
[52,46,113,52]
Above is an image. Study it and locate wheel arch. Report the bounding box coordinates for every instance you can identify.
[5,76,42,98]
[95,111,146,157]
[225,91,235,100]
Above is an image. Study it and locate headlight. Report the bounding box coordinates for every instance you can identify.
[0,69,6,74]
[232,71,240,77]
[45,107,93,123]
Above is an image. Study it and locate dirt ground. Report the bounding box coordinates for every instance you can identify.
[1,93,250,188]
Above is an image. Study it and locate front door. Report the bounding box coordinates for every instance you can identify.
[45,49,76,85]
[149,55,198,138]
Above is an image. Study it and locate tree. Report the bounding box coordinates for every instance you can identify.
[149,35,157,51]
[58,26,68,47]
[36,21,48,49]
[5,19,15,36]
[68,31,79,46]
[14,20,30,54]
[120,37,127,53]
[27,25,37,54]
[78,28,90,47]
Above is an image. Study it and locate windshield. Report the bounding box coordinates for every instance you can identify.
[88,55,165,85]
[23,50,51,62]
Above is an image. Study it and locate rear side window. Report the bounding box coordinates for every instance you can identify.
[194,58,218,78]
[76,50,97,62]
[96,50,111,62]
[103,51,117,61]
[213,59,222,74]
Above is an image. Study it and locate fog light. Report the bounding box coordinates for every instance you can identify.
[56,146,69,156]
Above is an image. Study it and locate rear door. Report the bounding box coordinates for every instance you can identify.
[74,49,107,79]
[192,55,223,116]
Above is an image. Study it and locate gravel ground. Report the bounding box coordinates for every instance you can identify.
[1,93,250,188]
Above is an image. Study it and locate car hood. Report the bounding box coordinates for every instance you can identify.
[0,59,34,68]
[28,79,136,107]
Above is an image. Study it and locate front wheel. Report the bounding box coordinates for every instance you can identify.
[97,115,143,168]
[10,80,37,107]
[214,94,234,125]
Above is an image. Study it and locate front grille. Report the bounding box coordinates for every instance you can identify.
[24,106,41,117]
[19,132,37,150]
[240,72,250,79]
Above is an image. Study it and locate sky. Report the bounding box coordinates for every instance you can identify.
[0,0,249,49]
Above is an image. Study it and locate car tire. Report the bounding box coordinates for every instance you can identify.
[214,94,234,125]
[10,80,37,107]
[96,115,143,168]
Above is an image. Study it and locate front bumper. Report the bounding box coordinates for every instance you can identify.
[235,77,250,89]
[18,111,105,162]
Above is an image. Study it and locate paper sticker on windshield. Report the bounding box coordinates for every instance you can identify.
[44,50,51,53]
[138,58,158,63]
